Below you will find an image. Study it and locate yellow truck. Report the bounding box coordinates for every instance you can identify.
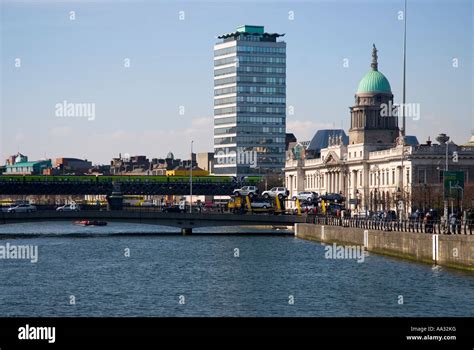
[228,196,244,213]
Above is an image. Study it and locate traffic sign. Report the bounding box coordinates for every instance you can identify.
[443,171,464,199]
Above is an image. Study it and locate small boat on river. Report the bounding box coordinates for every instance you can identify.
[74,220,107,226]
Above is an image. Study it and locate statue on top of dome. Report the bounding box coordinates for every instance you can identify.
[371,44,378,71]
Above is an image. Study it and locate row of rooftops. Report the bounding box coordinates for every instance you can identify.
[288,129,474,162]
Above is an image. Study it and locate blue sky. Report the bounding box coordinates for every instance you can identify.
[1,0,472,164]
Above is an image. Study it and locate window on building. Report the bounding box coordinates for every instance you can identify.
[360,151,362,157]
[382,172,385,185]
[439,171,444,183]
[417,169,426,184]
[392,170,395,185]
[360,172,362,186]
[406,168,410,184]
[370,173,372,186]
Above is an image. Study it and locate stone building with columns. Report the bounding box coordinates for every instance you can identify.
[285,45,474,216]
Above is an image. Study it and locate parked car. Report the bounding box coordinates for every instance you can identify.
[162,205,184,213]
[294,204,317,215]
[233,186,259,198]
[7,204,37,213]
[1,206,11,213]
[320,193,346,203]
[292,191,318,202]
[250,199,272,209]
[56,204,79,212]
[262,187,289,200]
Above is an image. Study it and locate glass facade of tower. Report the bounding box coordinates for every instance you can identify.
[213,25,286,176]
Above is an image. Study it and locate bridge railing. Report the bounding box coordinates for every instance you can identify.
[306,215,474,235]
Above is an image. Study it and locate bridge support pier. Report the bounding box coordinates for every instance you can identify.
[181,228,192,235]
[106,192,123,211]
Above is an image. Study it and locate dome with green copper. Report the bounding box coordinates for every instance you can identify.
[357,44,392,94]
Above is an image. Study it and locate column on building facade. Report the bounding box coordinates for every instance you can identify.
[332,172,336,193]
[296,161,305,196]
[343,171,349,201]
[337,172,340,193]
[328,172,331,194]
[397,165,403,191]
[339,170,343,194]
[319,173,323,194]
[288,175,293,198]
[326,172,330,194]
[328,172,332,194]
[352,170,357,198]
[362,163,370,211]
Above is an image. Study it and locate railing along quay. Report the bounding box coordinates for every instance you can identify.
[305,216,474,235]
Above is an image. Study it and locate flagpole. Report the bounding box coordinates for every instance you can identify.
[402,0,407,137]
[399,0,408,220]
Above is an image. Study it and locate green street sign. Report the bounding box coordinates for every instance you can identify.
[443,171,464,199]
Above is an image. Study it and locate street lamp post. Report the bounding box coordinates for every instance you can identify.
[190,140,193,214]
[436,133,450,224]
[372,165,380,211]
[423,183,428,212]
[355,189,360,213]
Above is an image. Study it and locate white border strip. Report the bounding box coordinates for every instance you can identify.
[432,234,439,262]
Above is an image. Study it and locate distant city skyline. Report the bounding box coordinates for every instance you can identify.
[1,0,472,164]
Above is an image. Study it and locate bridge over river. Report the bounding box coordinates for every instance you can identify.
[0,210,307,234]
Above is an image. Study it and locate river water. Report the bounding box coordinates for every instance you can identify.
[0,222,472,317]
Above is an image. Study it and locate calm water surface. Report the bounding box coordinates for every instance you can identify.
[0,222,472,317]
